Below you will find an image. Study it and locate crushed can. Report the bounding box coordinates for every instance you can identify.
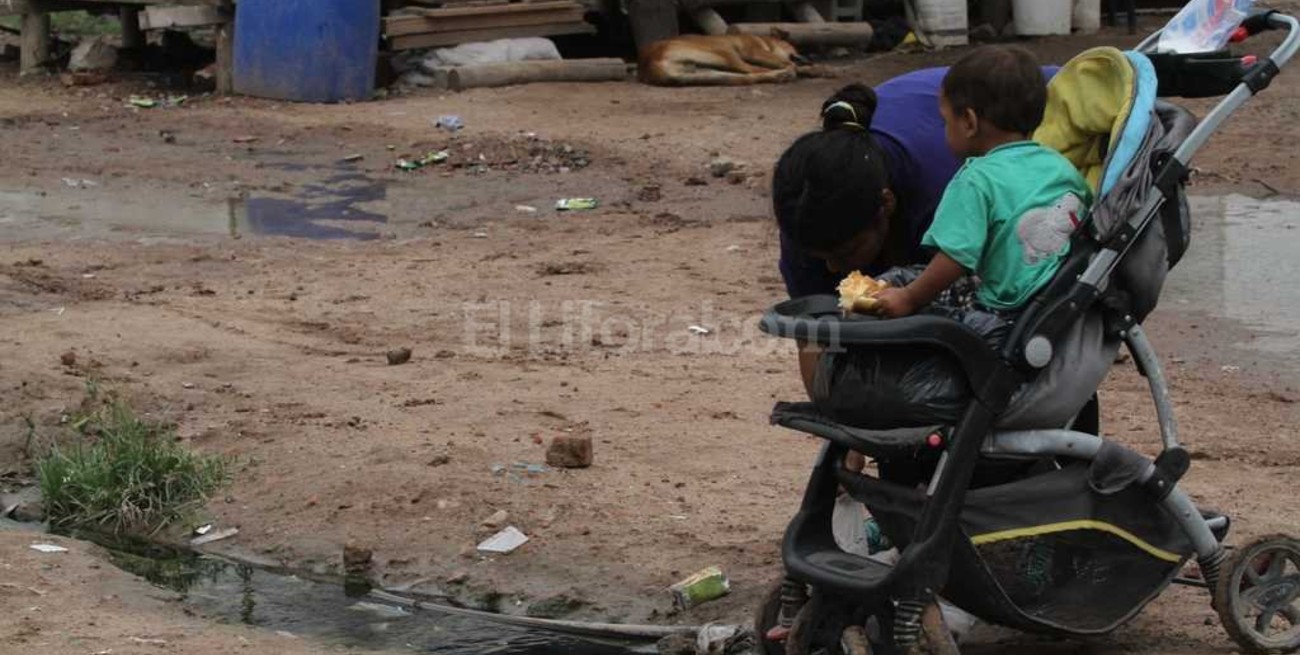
[555,198,598,211]
[669,566,730,610]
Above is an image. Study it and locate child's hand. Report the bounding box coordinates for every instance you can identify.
[872,287,918,318]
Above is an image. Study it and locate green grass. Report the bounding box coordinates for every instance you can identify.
[0,11,120,37]
[37,400,228,536]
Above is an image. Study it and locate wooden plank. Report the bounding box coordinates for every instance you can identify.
[19,10,49,75]
[139,4,222,29]
[448,57,626,90]
[404,1,579,20]
[389,21,594,50]
[385,7,585,37]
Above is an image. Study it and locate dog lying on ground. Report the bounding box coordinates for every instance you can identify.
[638,34,820,86]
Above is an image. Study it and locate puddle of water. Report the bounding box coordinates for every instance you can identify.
[96,540,648,655]
[1165,195,1300,354]
[0,168,389,242]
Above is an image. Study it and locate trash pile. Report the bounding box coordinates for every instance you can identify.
[393,132,592,175]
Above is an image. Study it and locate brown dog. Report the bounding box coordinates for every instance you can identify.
[638,34,809,87]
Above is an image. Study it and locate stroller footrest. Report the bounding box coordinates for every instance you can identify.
[771,402,944,459]
[785,544,894,595]
[783,504,895,596]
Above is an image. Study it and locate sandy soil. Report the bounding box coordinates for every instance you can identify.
[1,11,1298,655]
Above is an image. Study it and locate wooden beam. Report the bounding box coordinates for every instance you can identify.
[626,0,678,54]
[119,6,144,48]
[19,9,50,75]
[139,5,222,29]
[214,0,232,94]
[384,7,586,37]
[388,22,594,50]
[727,21,873,47]
[447,57,627,90]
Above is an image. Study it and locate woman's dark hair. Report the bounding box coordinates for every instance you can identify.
[942,45,1047,135]
[773,84,890,252]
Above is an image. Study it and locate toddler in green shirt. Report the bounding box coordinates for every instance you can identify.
[873,45,1093,347]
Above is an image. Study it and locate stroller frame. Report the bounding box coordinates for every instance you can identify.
[758,11,1300,655]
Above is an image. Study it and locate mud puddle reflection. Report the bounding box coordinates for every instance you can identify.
[101,541,647,655]
[1166,195,1300,357]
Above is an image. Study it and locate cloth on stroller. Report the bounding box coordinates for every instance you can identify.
[812,47,1193,430]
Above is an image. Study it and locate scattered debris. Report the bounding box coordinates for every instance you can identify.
[481,509,510,528]
[386,347,413,365]
[684,176,708,186]
[232,136,259,144]
[1221,365,1241,373]
[427,453,452,467]
[435,115,464,132]
[128,96,158,109]
[193,523,213,536]
[545,434,592,468]
[62,178,98,188]
[128,637,168,646]
[29,543,69,554]
[708,157,737,178]
[555,198,598,211]
[688,325,712,335]
[697,623,751,655]
[669,566,730,610]
[477,526,529,554]
[159,130,176,144]
[181,382,195,389]
[515,204,537,213]
[343,543,374,574]
[59,351,76,367]
[340,153,365,163]
[190,527,238,546]
[396,150,448,171]
[724,245,742,253]
[472,231,489,238]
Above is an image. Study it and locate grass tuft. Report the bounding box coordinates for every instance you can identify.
[37,400,227,536]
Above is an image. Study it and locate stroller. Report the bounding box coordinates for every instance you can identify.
[754,10,1300,655]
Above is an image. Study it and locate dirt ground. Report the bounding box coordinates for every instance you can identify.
[2,11,1299,655]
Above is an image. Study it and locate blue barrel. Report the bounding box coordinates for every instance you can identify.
[233,0,380,102]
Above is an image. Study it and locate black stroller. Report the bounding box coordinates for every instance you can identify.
[754,10,1300,655]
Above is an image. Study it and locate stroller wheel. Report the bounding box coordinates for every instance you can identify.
[1214,534,1300,654]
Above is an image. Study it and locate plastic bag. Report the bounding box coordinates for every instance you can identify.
[811,346,970,429]
[1156,0,1255,54]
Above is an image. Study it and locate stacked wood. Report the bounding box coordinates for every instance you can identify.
[384,1,595,51]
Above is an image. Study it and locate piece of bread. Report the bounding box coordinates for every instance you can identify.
[837,271,889,314]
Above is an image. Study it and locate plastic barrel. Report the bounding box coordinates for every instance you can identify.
[908,0,969,48]
[1012,0,1073,35]
[233,0,380,103]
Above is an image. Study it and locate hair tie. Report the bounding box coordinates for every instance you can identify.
[822,101,865,130]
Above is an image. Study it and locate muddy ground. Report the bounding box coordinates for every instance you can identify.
[2,11,1299,655]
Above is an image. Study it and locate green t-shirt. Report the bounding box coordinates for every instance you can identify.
[921,141,1093,311]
